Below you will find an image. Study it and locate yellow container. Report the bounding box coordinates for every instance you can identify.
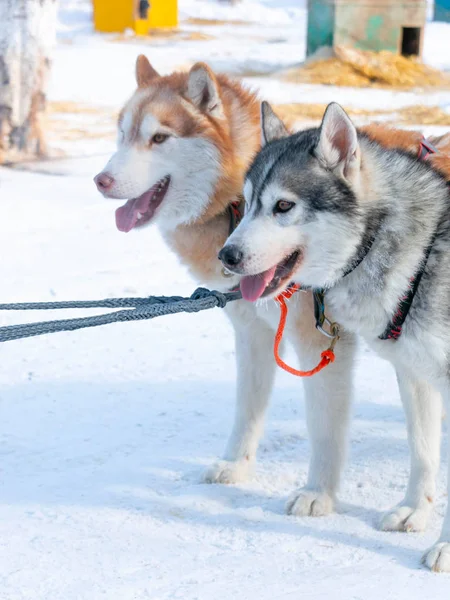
[93,0,133,33]
[148,0,178,28]
[134,19,150,35]
[92,0,178,34]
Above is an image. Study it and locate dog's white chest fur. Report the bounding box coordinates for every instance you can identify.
[225,290,314,349]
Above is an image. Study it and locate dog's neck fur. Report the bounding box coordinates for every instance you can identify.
[326,136,448,341]
[163,77,260,286]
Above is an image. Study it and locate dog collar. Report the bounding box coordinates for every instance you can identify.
[341,233,377,279]
[309,229,378,338]
[222,197,245,281]
[228,196,244,236]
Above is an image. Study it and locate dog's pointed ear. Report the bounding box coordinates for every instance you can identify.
[136,55,159,87]
[316,102,359,180]
[187,63,224,118]
[261,102,288,146]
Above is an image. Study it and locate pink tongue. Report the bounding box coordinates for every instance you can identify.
[115,189,154,233]
[240,266,277,302]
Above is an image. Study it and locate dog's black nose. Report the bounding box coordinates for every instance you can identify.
[218,245,243,268]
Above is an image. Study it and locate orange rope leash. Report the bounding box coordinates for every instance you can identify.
[274,284,336,377]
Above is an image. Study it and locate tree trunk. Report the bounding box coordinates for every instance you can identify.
[0,0,57,164]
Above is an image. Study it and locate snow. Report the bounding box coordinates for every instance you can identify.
[2,1,450,598]
[49,1,450,130]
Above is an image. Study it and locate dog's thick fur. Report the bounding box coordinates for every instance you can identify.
[95,57,450,555]
[221,101,450,571]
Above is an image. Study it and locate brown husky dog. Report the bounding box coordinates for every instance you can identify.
[95,55,450,522]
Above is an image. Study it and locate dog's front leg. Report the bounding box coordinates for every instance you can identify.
[381,371,441,534]
[287,294,356,516]
[203,301,276,484]
[423,383,450,573]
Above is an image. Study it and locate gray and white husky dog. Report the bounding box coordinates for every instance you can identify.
[219,101,450,572]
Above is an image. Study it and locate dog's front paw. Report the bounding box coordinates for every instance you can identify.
[422,542,450,572]
[380,505,431,533]
[286,488,334,517]
[202,459,252,484]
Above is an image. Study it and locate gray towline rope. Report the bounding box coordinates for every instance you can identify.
[0,288,242,343]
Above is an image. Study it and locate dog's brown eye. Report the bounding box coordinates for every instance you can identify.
[274,200,295,214]
[152,133,168,145]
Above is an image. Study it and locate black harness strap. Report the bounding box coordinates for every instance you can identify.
[379,137,438,341]
[378,239,435,340]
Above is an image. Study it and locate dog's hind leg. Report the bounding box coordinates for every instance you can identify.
[203,301,276,484]
[381,370,441,534]
[287,294,356,517]
[423,384,450,572]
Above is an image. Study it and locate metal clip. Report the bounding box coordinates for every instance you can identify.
[313,289,340,342]
[327,325,340,352]
[317,317,340,340]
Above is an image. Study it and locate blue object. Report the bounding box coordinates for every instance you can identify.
[307,1,335,56]
[435,0,450,22]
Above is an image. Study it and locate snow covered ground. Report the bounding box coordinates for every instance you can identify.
[2,1,450,598]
